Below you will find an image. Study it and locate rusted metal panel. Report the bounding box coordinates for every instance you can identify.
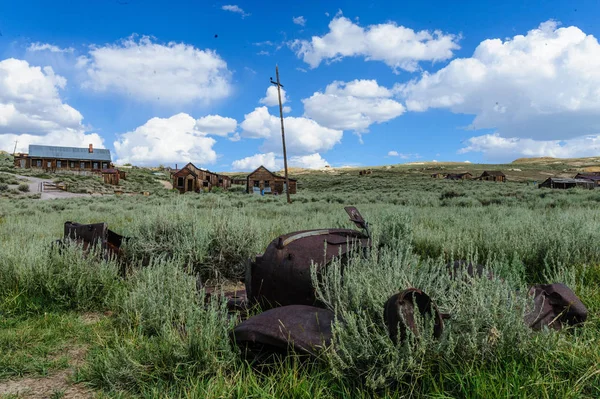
[524,283,588,330]
[232,305,334,358]
[383,289,445,345]
[61,221,127,262]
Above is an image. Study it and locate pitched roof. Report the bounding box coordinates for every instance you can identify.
[574,174,600,181]
[482,170,505,176]
[29,145,111,162]
[247,165,297,181]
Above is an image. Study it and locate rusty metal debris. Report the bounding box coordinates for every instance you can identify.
[524,283,588,331]
[446,260,494,281]
[231,305,334,359]
[246,207,371,310]
[383,288,445,345]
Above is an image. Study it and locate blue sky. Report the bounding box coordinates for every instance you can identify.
[1,0,600,171]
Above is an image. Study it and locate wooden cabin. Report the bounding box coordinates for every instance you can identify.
[431,173,446,178]
[539,177,595,190]
[246,165,297,195]
[574,173,600,186]
[171,162,231,193]
[232,178,246,185]
[445,172,472,180]
[102,169,120,185]
[359,169,373,176]
[14,144,112,173]
[477,171,506,182]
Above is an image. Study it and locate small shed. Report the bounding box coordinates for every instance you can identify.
[247,165,297,195]
[478,171,506,182]
[574,174,600,186]
[102,169,120,185]
[359,169,373,176]
[445,172,472,180]
[431,173,446,178]
[539,178,595,190]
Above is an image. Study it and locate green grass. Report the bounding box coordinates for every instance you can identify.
[0,166,599,398]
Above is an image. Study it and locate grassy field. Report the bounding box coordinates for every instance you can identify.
[0,158,599,398]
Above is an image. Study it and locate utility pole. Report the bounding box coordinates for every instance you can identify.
[13,140,18,155]
[270,65,291,204]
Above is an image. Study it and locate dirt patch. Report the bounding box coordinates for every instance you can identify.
[160,180,173,189]
[79,312,111,326]
[0,369,92,398]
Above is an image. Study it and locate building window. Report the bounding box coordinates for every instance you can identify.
[264,180,270,187]
[57,161,62,168]
[70,162,75,168]
[102,163,107,169]
[177,177,184,187]
[203,181,209,187]
[36,160,41,167]
[93,162,98,169]
[47,161,51,168]
[80,162,85,169]
[254,180,260,187]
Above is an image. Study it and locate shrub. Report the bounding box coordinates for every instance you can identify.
[17,183,29,192]
[0,183,8,192]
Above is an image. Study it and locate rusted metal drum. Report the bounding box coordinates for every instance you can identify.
[383,288,445,344]
[524,283,588,331]
[231,304,334,359]
[246,228,370,309]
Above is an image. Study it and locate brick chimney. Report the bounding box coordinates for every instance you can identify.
[88,144,93,153]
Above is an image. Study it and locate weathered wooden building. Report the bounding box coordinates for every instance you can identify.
[539,177,595,190]
[359,169,373,176]
[102,169,121,185]
[232,178,246,185]
[445,172,473,180]
[171,163,231,193]
[477,171,506,182]
[14,144,111,173]
[431,172,446,178]
[574,173,600,186]
[246,165,297,195]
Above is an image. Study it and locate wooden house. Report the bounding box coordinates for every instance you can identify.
[574,173,600,186]
[232,178,246,185]
[246,165,297,195]
[445,172,472,180]
[539,177,595,190]
[14,144,111,173]
[171,162,231,193]
[477,171,506,182]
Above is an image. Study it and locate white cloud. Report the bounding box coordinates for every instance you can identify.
[27,43,74,53]
[1,131,105,154]
[240,106,343,155]
[303,79,405,131]
[459,133,600,161]
[0,58,84,138]
[78,36,231,105]
[290,15,459,72]
[282,106,291,113]
[232,152,279,171]
[221,5,250,17]
[290,153,329,169]
[231,152,329,171]
[113,113,217,166]
[293,16,306,26]
[388,151,399,156]
[399,20,600,140]
[387,150,420,159]
[195,114,237,136]
[260,85,287,106]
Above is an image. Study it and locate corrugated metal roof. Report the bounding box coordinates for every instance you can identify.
[29,145,111,161]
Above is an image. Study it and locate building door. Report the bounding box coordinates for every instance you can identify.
[187,179,193,192]
[20,159,25,168]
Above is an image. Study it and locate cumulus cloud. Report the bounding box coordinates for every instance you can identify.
[195,114,237,136]
[303,79,405,131]
[388,151,399,156]
[399,20,600,140]
[259,85,287,106]
[240,106,343,155]
[222,5,250,17]
[113,113,217,166]
[0,58,92,153]
[78,36,231,105]
[232,152,279,171]
[27,43,74,53]
[231,152,329,171]
[459,133,600,161]
[290,15,459,72]
[293,16,306,26]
